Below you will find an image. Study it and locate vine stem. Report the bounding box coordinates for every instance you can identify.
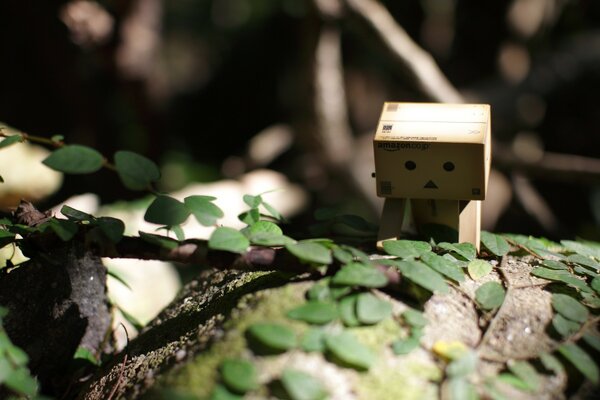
[0,127,119,173]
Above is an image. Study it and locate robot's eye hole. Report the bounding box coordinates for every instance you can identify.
[443,162,455,171]
[405,161,416,170]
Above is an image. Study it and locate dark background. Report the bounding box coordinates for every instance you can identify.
[1,0,599,240]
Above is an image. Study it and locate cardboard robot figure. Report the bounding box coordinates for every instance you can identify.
[373,102,491,250]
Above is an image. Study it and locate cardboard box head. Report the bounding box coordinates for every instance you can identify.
[373,102,491,201]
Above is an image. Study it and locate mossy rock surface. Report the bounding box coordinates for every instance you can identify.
[79,255,599,400]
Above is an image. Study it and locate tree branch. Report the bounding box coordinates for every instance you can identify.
[343,0,463,103]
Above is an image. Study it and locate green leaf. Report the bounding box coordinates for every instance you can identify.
[448,377,478,400]
[331,262,388,288]
[139,231,179,250]
[0,357,11,381]
[107,266,132,290]
[144,195,190,226]
[496,373,530,391]
[247,220,282,236]
[45,218,78,241]
[567,254,599,271]
[43,145,104,174]
[306,280,331,302]
[573,266,597,278]
[60,205,94,221]
[243,194,262,208]
[325,332,376,370]
[286,301,338,325]
[332,246,354,264]
[552,314,581,337]
[447,351,478,378]
[338,294,360,327]
[220,358,258,394]
[531,267,592,292]
[583,333,600,352]
[4,367,39,396]
[356,292,392,325]
[6,344,29,366]
[382,240,432,258]
[210,384,243,400]
[507,360,540,392]
[301,328,327,353]
[420,252,465,282]
[51,134,64,143]
[238,208,260,225]
[561,240,600,260]
[467,259,493,280]
[262,201,283,221]
[475,282,505,310]
[403,309,428,327]
[248,232,294,247]
[557,343,599,384]
[209,227,250,254]
[581,292,600,308]
[392,337,420,355]
[285,241,331,265]
[114,150,161,190]
[184,196,224,226]
[481,231,510,256]
[551,293,589,323]
[74,347,99,365]
[0,134,23,149]
[539,352,564,375]
[542,260,569,270]
[439,242,477,261]
[170,224,185,241]
[396,260,450,294]
[0,229,16,247]
[97,217,125,243]
[246,323,297,352]
[280,369,328,400]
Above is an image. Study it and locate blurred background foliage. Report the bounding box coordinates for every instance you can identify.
[1,0,599,240]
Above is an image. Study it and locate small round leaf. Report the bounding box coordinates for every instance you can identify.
[552,314,581,337]
[558,343,599,384]
[144,195,190,226]
[551,293,589,323]
[246,323,297,352]
[220,358,258,394]
[209,227,250,254]
[115,150,160,190]
[285,241,332,265]
[286,301,338,325]
[392,337,420,355]
[184,196,224,226]
[325,332,376,370]
[0,134,23,149]
[467,259,493,280]
[397,260,450,294]
[280,369,328,400]
[43,145,104,174]
[331,263,388,288]
[480,231,510,257]
[356,292,392,325]
[475,282,505,310]
[382,240,431,258]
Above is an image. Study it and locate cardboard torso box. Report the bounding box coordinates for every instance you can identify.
[373,102,491,201]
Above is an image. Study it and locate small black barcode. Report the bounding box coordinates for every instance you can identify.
[386,103,398,112]
[380,181,392,195]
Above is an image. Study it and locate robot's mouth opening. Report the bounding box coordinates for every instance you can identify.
[424,180,438,189]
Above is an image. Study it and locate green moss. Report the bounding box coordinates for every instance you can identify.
[349,317,405,351]
[154,280,311,398]
[356,361,440,400]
